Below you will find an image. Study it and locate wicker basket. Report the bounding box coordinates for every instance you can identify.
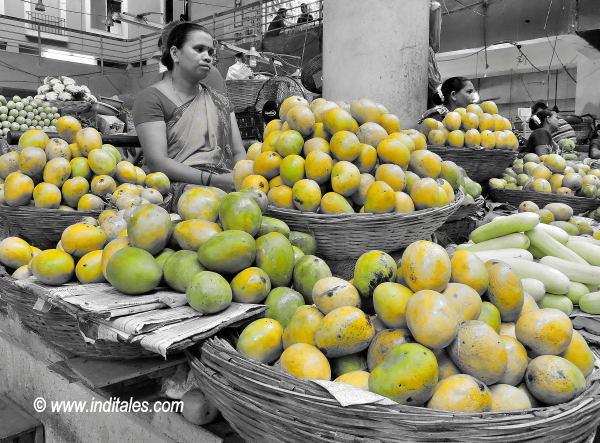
[189,336,600,443]
[489,189,599,215]
[436,196,485,245]
[225,79,274,113]
[266,193,463,260]
[0,195,172,249]
[0,265,155,360]
[428,146,517,183]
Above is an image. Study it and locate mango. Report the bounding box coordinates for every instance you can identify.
[516,308,573,355]
[42,157,71,187]
[334,371,370,390]
[525,355,585,405]
[101,237,129,278]
[499,335,529,386]
[293,255,332,303]
[477,301,502,333]
[177,187,221,221]
[560,330,595,377]
[127,204,172,255]
[78,194,105,211]
[256,232,295,287]
[401,240,451,293]
[61,222,107,258]
[428,374,492,412]
[406,290,459,349]
[155,247,175,269]
[435,350,460,381]
[163,250,205,293]
[32,182,61,209]
[373,282,413,328]
[315,306,375,358]
[369,343,438,405]
[0,237,33,269]
[363,181,395,213]
[186,271,232,314]
[330,353,368,377]
[88,149,116,176]
[173,219,221,251]
[90,175,116,197]
[288,231,317,255]
[30,249,74,285]
[367,329,412,371]
[487,262,524,322]
[280,343,331,380]
[282,305,323,349]
[18,146,46,177]
[442,283,482,322]
[312,276,361,314]
[236,318,283,363]
[61,176,89,208]
[105,247,162,295]
[0,151,20,179]
[450,250,489,295]
[198,230,256,274]
[292,179,321,212]
[490,384,532,411]
[230,267,271,304]
[4,171,34,206]
[75,250,105,284]
[449,320,507,385]
[218,192,262,236]
[352,250,397,312]
[258,216,290,238]
[264,287,305,327]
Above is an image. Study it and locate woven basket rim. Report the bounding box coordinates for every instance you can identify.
[490,188,600,204]
[267,191,464,222]
[428,145,517,156]
[195,336,600,420]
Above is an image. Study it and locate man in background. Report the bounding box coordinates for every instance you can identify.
[266,8,287,36]
[297,3,313,23]
[531,101,576,144]
[226,52,254,80]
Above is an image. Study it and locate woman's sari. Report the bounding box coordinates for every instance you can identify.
[153,82,235,202]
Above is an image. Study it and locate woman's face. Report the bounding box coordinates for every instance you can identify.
[545,113,560,131]
[172,30,214,81]
[451,81,477,108]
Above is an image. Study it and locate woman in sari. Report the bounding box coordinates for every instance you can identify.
[523,109,560,156]
[419,77,479,123]
[133,22,246,193]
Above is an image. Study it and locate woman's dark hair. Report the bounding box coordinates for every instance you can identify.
[531,101,548,114]
[160,22,213,71]
[528,109,553,131]
[432,77,470,106]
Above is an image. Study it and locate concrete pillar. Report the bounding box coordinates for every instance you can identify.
[322,0,429,127]
[575,52,600,116]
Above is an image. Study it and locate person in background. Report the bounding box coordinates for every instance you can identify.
[134,22,245,194]
[531,101,576,144]
[266,8,287,37]
[297,3,314,23]
[419,76,478,123]
[226,52,253,80]
[524,109,560,156]
[589,124,600,159]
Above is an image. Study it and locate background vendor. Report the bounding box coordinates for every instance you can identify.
[531,101,576,145]
[133,22,246,193]
[523,109,560,156]
[420,76,479,122]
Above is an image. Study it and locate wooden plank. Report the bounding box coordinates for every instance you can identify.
[0,395,42,439]
[63,355,186,389]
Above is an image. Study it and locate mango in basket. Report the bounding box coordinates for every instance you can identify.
[282,305,323,349]
[237,318,283,364]
[369,342,438,406]
[314,306,375,358]
[427,374,491,412]
[367,329,412,371]
[490,384,532,412]
[525,355,585,405]
[186,271,232,314]
[127,204,172,255]
[312,276,360,315]
[75,250,105,284]
[4,171,34,206]
[280,343,331,380]
[334,370,370,390]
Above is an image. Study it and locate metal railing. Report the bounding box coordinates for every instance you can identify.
[26,11,66,36]
[194,0,323,43]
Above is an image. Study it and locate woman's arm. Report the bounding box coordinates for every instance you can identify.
[230,112,247,164]
[136,121,206,185]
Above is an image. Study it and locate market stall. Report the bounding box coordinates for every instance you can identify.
[1,89,600,441]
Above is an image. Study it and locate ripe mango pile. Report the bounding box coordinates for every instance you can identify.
[233,97,483,214]
[0,187,323,317]
[235,236,595,412]
[422,101,519,150]
[490,152,600,198]
[0,118,170,211]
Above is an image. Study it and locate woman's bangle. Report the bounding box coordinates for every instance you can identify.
[207,173,213,186]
